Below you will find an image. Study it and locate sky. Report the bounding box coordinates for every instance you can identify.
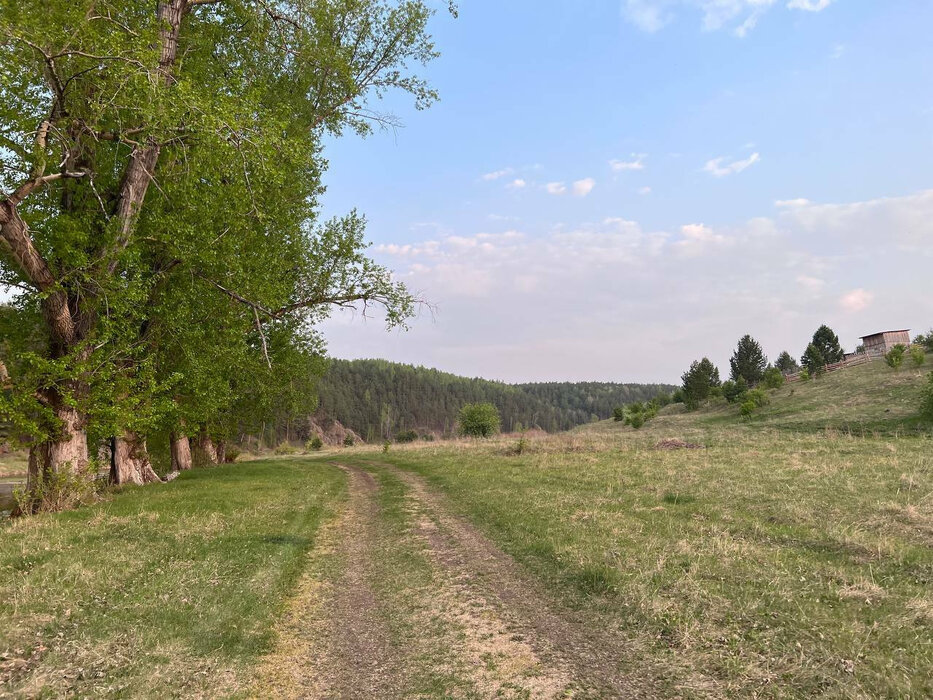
[318,0,933,384]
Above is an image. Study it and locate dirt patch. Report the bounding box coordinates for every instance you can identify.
[255,466,405,698]
[382,462,657,697]
[655,438,704,450]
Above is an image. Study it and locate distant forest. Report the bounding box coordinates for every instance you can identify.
[315,359,675,441]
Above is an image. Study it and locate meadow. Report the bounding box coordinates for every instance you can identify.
[1,358,931,697]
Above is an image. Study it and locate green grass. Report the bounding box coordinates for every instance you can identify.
[0,459,345,698]
[372,359,933,697]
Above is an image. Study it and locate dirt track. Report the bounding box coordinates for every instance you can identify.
[257,462,651,698]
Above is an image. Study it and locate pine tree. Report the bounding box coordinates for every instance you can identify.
[729,335,768,385]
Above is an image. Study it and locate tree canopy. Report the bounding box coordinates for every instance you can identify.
[681,358,721,410]
[729,334,767,386]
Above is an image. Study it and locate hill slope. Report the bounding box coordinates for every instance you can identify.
[315,358,675,440]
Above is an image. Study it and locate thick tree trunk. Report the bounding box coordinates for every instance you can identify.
[110,432,162,485]
[193,426,218,466]
[22,399,90,513]
[215,440,227,465]
[170,432,193,472]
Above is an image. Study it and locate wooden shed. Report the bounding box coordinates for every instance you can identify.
[859,330,911,357]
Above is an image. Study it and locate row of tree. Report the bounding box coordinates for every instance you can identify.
[680,325,846,410]
[313,358,676,439]
[0,0,448,511]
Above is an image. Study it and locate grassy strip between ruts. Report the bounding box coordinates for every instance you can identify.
[0,459,345,699]
[377,427,933,698]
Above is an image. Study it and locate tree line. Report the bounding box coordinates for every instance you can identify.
[313,358,676,439]
[0,0,450,512]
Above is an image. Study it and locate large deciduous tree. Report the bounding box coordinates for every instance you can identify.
[0,0,443,509]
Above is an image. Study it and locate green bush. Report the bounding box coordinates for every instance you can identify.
[799,368,811,383]
[612,406,626,422]
[274,443,299,455]
[746,388,769,408]
[343,434,355,447]
[628,413,645,429]
[914,330,933,352]
[382,440,390,453]
[739,400,756,419]
[909,345,926,367]
[885,344,906,371]
[224,447,241,463]
[421,433,435,441]
[394,429,418,443]
[458,402,501,438]
[305,436,323,451]
[722,377,748,404]
[921,372,933,423]
[761,366,785,389]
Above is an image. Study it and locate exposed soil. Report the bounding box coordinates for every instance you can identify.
[260,461,656,698]
[654,438,704,450]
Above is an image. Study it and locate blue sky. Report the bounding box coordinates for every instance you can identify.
[322,0,933,383]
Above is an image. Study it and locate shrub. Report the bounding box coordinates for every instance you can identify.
[722,377,748,404]
[513,435,529,454]
[746,388,769,408]
[395,429,418,443]
[458,402,501,438]
[343,434,355,447]
[382,440,390,453]
[739,400,756,419]
[885,344,906,371]
[761,366,785,389]
[628,413,645,429]
[671,388,685,404]
[921,372,933,423]
[274,443,299,455]
[909,344,926,367]
[421,433,435,441]
[914,330,933,352]
[224,447,241,463]
[306,436,323,451]
[612,406,626,422]
[799,368,810,382]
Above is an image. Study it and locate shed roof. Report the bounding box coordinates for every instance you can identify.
[859,329,910,339]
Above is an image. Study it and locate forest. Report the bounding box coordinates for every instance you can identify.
[314,358,675,439]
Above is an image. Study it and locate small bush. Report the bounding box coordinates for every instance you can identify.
[395,429,418,443]
[421,433,435,441]
[746,388,769,408]
[921,372,933,423]
[382,440,390,453]
[612,406,626,422]
[274,443,299,456]
[722,377,748,404]
[761,366,785,389]
[799,368,810,383]
[671,388,685,404]
[305,436,323,451]
[224,447,241,463]
[740,400,756,419]
[343,434,355,447]
[513,435,529,455]
[909,345,926,367]
[628,413,646,429]
[885,344,906,370]
[914,330,933,352]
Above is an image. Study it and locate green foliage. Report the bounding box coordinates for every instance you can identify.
[802,343,826,376]
[884,344,906,371]
[808,325,845,366]
[306,436,324,452]
[914,330,933,353]
[383,440,391,453]
[315,359,674,436]
[909,345,926,367]
[681,358,721,410]
[921,373,933,423]
[761,366,785,389]
[15,461,100,515]
[671,388,685,404]
[343,434,355,448]
[746,388,770,408]
[458,403,501,438]
[612,407,626,422]
[729,334,767,385]
[722,377,749,404]
[274,443,299,456]
[224,447,240,463]
[739,400,757,419]
[395,429,418,443]
[799,367,811,383]
[775,351,799,374]
[628,413,646,429]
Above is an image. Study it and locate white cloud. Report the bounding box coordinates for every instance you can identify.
[507,178,527,189]
[839,288,873,313]
[638,186,652,195]
[623,0,833,36]
[775,198,811,208]
[482,168,512,181]
[831,42,845,59]
[610,154,647,171]
[572,178,596,197]
[325,189,933,384]
[704,151,760,177]
[787,0,833,11]
[545,182,567,196]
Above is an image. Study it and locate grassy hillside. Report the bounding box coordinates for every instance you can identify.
[644,355,931,436]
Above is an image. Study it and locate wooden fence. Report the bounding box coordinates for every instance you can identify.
[784,352,872,383]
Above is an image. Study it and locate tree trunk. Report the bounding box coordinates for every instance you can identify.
[110,432,162,485]
[193,426,218,466]
[170,432,192,472]
[216,440,226,465]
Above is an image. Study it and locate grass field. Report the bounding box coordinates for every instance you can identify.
[0,461,344,698]
[1,358,931,697]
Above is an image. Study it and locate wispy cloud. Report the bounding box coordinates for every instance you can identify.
[572,178,596,197]
[839,288,873,313]
[622,0,835,36]
[704,152,760,177]
[481,168,512,181]
[610,154,647,171]
[507,178,527,189]
[545,182,567,196]
[638,186,652,195]
[787,0,834,11]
